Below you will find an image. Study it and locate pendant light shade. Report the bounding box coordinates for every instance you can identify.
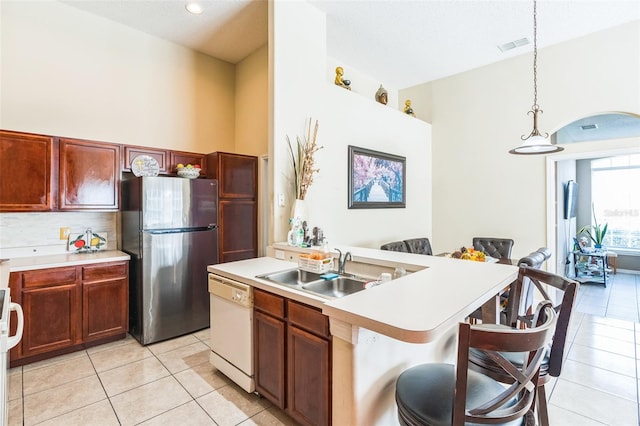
[510,0,563,155]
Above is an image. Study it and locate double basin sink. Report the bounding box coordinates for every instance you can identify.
[256,269,368,299]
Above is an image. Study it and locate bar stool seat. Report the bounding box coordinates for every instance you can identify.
[395,364,524,426]
[395,302,556,426]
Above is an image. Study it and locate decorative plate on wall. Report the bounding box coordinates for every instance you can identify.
[131,155,160,177]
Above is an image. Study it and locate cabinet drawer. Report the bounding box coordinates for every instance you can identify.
[22,267,78,289]
[254,288,285,319]
[82,262,128,281]
[288,300,329,338]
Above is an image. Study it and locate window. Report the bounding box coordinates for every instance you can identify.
[590,154,640,250]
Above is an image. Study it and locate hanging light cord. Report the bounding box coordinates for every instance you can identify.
[522,0,548,140]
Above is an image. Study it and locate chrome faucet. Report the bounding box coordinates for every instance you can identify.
[335,249,352,274]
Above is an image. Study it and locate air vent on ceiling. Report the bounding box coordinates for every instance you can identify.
[581,124,598,130]
[498,37,530,52]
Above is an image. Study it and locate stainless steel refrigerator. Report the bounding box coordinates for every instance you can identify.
[122,177,219,345]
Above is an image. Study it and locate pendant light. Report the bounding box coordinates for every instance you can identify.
[509,0,563,155]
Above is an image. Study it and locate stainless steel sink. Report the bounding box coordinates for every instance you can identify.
[302,277,367,298]
[256,269,324,286]
[256,269,368,298]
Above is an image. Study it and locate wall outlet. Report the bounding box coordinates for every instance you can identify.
[60,227,71,240]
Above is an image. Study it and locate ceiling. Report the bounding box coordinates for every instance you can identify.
[60,0,640,89]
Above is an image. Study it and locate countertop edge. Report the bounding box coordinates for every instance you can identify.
[6,250,131,272]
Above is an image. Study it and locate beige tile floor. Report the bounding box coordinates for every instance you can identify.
[7,273,640,425]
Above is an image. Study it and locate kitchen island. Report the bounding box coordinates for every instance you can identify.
[208,244,518,425]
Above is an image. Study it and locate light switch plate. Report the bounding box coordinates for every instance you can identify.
[59,227,71,240]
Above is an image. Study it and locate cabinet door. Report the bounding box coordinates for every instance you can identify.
[169,151,206,175]
[254,310,286,409]
[287,325,331,426]
[0,131,55,211]
[219,199,257,263]
[82,262,129,342]
[59,138,120,210]
[19,267,81,358]
[123,146,169,174]
[207,152,257,198]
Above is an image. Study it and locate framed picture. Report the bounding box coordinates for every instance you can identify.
[348,145,406,209]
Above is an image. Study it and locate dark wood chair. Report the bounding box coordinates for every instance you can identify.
[469,266,579,426]
[472,237,514,260]
[395,302,557,426]
[468,248,549,325]
[403,238,433,255]
[380,241,409,252]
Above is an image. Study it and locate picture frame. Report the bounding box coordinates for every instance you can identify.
[348,145,406,209]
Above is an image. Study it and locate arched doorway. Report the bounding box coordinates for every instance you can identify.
[545,112,640,321]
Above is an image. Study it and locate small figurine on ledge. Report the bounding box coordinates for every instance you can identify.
[334,66,351,90]
[375,84,388,105]
[404,99,415,116]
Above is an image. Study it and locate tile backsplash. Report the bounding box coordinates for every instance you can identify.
[0,212,118,258]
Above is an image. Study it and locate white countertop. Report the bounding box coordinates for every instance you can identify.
[3,250,131,274]
[208,244,518,343]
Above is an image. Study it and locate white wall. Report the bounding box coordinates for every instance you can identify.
[0,0,236,154]
[270,2,432,248]
[401,20,640,259]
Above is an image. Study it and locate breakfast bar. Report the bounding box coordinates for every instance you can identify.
[209,244,518,425]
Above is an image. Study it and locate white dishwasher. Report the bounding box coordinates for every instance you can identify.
[208,273,254,393]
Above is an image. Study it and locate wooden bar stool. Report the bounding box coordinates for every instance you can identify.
[395,302,557,426]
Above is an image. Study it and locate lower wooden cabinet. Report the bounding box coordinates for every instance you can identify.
[254,310,286,408]
[15,266,81,359]
[82,262,129,342]
[254,288,331,426]
[9,261,129,367]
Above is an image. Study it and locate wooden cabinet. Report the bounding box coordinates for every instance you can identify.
[208,152,257,198]
[9,261,128,367]
[206,152,258,262]
[0,130,55,211]
[59,138,120,210]
[122,145,170,174]
[11,267,81,360]
[254,289,286,407]
[219,200,258,263]
[82,261,129,342]
[170,151,206,175]
[253,288,331,426]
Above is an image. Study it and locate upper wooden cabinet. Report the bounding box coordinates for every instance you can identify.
[122,145,169,174]
[170,151,206,175]
[206,152,257,199]
[59,138,120,210]
[206,152,258,262]
[0,130,55,211]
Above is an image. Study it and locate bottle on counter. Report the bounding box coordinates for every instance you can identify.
[288,218,303,246]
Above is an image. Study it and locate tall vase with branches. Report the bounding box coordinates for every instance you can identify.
[287,118,323,219]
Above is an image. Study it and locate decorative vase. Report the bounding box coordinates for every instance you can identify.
[291,198,307,222]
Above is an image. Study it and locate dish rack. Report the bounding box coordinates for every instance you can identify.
[298,254,333,273]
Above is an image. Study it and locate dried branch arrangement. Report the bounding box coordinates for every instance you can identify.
[287,118,323,201]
